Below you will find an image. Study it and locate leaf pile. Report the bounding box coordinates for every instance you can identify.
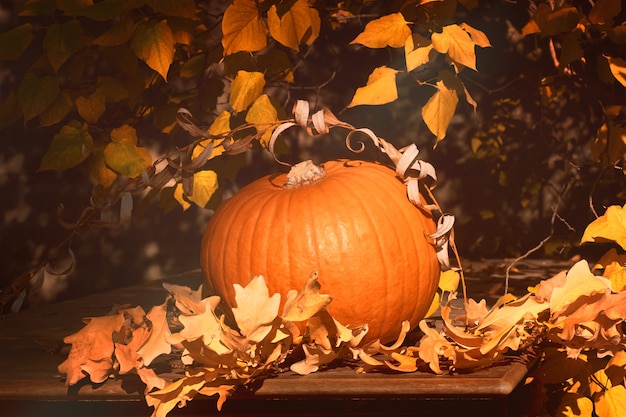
[58,204,626,417]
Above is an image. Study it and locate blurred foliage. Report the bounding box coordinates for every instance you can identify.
[0,0,625,308]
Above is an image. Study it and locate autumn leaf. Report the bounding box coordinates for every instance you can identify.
[555,393,594,417]
[167,296,226,351]
[232,276,281,343]
[162,283,205,315]
[230,70,265,112]
[282,271,332,322]
[606,56,626,88]
[350,13,411,48]
[581,205,626,250]
[75,89,106,124]
[147,0,197,19]
[0,23,33,61]
[421,80,459,143]
[184,170,218,209]
[245,94,278,147]
[438,270,460,293]
[222,0,268,55]
[549,260,611,316]
[137,302,172,366]
[115,325,150,374]
[39,90,74,127]
[90,145,117,188]
[75,0,124,21]
[267,0,320,50]
[431,24,477,71]
[417,320,455,374]
[595,385,626,417]
[405,33,434,72]
[16,73,60,123]
[104,124,152,178]
[589,0,622,26]
[38,121,93,171]
[43,19,83,72]
[93,18,135,46]
[459,23,491,48]
[347,66,399,107]
[131,20,176,81]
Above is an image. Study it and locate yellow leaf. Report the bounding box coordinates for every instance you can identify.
[89,145,117,188]
[38,121,93,171]
[75,90,106,124]
[104,125,152,178]
[17,73,60,123]
[604,262,626,292]
[186,170,218,209]
[43,20,83,72]
[405,33,434,72]
[350,13,411,48]
[595,385,626,417]
[459,23,492,48]
[230,70,265,112]
[267,0,320,50]
[245,94,278,147]
[192,112,229,160]
[173,183,191,211]
[438,270,460,292]
[347,66,399,107]
[431,24,477,71]
[581,205,626,250]
[130,20,176,81]
[555,393,593,417]
[550,260,611,316]
[424,292,440,318]
[222,0,268,55]
[282,271,332,322]
[232,275,281,343]
[0,23,33,61]
[606,56,626,87]
[421,80,459,143]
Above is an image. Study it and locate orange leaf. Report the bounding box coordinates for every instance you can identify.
[282,271,332,322]
[137,302,172,366]
[267,0,320,50]
[581,205,626,250]
[350,13,411,48]
[595,385,626,417]
[431,24,477,71]
[550,260,611,316]
[130,20,176,81]
[232,275,281,343]
[222,0,268,55]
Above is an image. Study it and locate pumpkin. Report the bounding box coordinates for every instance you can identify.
[200,159,440,343]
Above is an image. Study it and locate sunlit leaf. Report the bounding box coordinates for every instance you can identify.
[0,23,33,61]
[185,170,218,209]
[222,0,268,55]
[438,270,460,292]
[595,385,626,417]
[350,13,411,48]
[229,70,265,112]
[282,271,332,322]
[405,34,434,72]
[422,80,459,143]
[147,0,197,19]
[232,275,280,343]
[459,23,491,48]
[555,393,593,417]
[130,20,176,81]
[245,94,278,147]
[431,24,477,71]
[17,73,60,123]
[104,125,152,178]
[267,0,320,50]
[606,56,626,87]
[39,121,93,171]
[550,260,611,316]
[347,66,399,107]
[76,90,106,124]
[173,184,191,211]
[137,302,172,366]
[43,20,84,72]
[581,204,626,250]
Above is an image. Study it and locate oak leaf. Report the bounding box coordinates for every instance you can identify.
[350,13,411,48]
[137,302,172,366]
[347,66,399,107]
[550,260,611,316]
[555,393,594,417]
[232,276,281,343]
[162,283,204,315]
[581,205,626,251]
[282,271,332,322]
[267,0,320,50]
[167,296,224,351]
[222,0,268,55]
[418,320,455,374]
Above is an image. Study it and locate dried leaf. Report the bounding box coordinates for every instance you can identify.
[137,302,172,366]
[282,271,332,322]
[550,260,611,316]
[232,276,281,343]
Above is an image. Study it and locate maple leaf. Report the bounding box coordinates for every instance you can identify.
[347,66,399,107]
[167,296,226,352]
[162,283,204,315]
[581,205,626,250]
[350,13,411,48]
[222,0,268,55]
[116,326,150,374]
[232,275,281,343]
[58,313,125,385]
[267,0,320,50]
[282,271,332,322]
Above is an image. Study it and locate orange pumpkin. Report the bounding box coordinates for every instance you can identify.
[200,159,440,343]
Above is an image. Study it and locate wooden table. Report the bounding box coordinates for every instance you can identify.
[0,259,568,417]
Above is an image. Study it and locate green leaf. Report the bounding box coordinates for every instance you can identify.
[104,125,152,178]
[39,90,74,127]
[222,0,268,55]
[76,90,106,123]
[38,121,93,171]
[147,0,197,19]
[0,23,33,61]
[422,80,459,143]
[347,66,399,107]
[350,13,411,48]
[185,170,218,209]
[43,20,84,72]
[267,0,320,50]
[245,94,278,147]
[431,24,477,71]
[229,70,265,112]
[130,20,176,81]
[17,73,60,123]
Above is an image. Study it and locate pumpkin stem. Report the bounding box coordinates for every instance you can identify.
[283,160,326,189]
